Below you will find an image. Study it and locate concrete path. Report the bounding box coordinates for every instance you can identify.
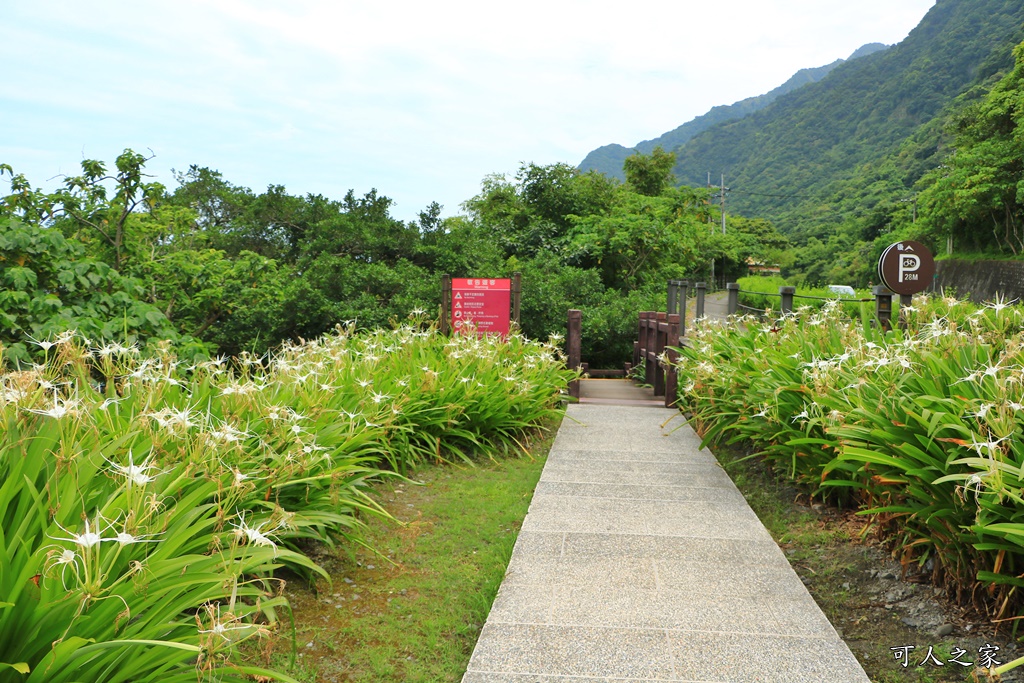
[463,404,869,683]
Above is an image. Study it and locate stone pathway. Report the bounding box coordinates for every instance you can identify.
[462,403,870,683]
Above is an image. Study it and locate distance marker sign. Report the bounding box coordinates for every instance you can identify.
[451,278,511,336]
[877,240,935,296]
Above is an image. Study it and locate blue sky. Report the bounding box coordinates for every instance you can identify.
[2,1,935,222]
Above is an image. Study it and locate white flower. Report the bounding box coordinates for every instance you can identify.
[25,395,78,420]
[233,515,279,554]
[971,404,995,420]
[984,297,1017,313]
[98,397,125,411]
[981,363,1004,379]
[107,451,160,487]
[967,435,1009,456]
[112,529,159,545]
[50,516,105,549]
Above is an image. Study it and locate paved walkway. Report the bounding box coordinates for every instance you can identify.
[463,402,869,683]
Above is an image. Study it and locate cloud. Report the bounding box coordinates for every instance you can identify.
[2,0,935,219]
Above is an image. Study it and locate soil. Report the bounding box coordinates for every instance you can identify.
[779,501,1024,683]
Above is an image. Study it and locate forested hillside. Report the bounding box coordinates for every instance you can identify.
[577,44,889,182]
[669,0,1024,253]
[574,1,1024,288]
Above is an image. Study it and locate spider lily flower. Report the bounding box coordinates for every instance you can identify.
[105,450,162,487]
[970,404,995,420]
[233,515,280,554]
[98,397,125,411]
[967,435,1009,456]
[209,423,248,444]
[49,515,107,549]
[983,296,1017,313]
[25,394,79,420]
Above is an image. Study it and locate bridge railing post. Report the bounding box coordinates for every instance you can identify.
[695,282,706,323]
[652,312,667,397]
[567,309,582,398]
[679,280,688,337]
[644,313,657,388]
[665,313,680,408]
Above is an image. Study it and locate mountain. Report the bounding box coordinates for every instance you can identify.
[578,43,890,181]
[667,0,1024,240]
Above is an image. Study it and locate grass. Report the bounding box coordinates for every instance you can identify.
[260,424,556,683]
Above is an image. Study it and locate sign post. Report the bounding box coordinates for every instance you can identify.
[450,278,512,336]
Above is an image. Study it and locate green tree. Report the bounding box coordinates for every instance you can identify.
[0,218,204,365]
[623,147,676,197]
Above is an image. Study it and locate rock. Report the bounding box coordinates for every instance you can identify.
[936,623,954,637]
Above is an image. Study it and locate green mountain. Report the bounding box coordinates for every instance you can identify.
[578,43,889,181]
[668,0,1024,242]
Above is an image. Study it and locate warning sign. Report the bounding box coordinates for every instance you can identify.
[451,278,512,336]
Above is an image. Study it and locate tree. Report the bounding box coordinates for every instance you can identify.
[623,147,676,197]
[3,150,165,271]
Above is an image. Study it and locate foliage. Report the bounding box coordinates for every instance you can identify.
[622,146,676,197]
[2,145,760,371]
[674,294,1024,624]
[917,41,1024,256]
[0,323,572,682]
[0,218,205,366]
[576,1,1024,287]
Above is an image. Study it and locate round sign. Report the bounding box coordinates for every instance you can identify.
[877,240,935,296]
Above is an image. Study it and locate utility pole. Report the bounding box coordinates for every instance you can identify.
[707,172,713,227]
[720,174,726,234]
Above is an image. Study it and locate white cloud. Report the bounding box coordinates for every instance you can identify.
[2,0,935,219]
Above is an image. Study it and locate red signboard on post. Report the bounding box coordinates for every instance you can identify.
[451,278,511,336]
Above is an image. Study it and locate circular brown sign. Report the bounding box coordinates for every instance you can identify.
[878,240,935,295]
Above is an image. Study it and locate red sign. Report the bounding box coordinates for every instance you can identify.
[451,278,511,336]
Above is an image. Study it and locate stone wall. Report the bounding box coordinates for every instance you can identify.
[934,259,1024,302]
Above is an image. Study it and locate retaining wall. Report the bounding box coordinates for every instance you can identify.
[934,259,1024,302]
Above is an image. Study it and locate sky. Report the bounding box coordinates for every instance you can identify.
[1,0,936,222]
